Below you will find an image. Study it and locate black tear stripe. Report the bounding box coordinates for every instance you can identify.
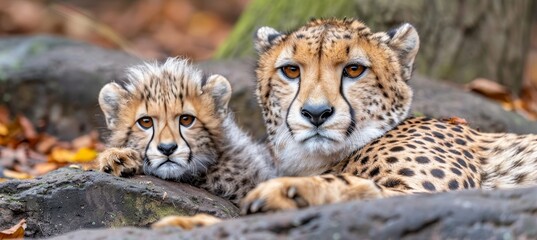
[340,82,356,137]
[178,121,193,164]
[144,125,155,166]
[143,104,154,166]
[285,80,300,137]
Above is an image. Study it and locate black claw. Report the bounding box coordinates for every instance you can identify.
[293,195,309,208]
[250,199,265,213]
[242,199,266,215]
[115,158,125,166]
[120,168,135,177]
[103,166,112,173]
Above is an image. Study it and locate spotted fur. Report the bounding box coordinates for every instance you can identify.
[240,18,537,214]
[98,58,276,205]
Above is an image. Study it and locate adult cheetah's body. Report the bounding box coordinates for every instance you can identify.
[241,18,537,213]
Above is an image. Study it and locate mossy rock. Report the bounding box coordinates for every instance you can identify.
[0,168,238,238]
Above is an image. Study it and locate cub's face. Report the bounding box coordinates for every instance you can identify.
[255,19,419,173]
[99,59,231,180]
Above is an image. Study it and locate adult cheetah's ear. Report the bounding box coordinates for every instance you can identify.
[203,74,232,113]
[254,26,285,53]
[99,82,128,129]
[386,23,420,81]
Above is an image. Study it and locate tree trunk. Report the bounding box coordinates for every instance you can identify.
[215,0,534,92]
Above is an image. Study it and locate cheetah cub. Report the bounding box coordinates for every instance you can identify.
[240,18,537,214]
[97,58,275,209]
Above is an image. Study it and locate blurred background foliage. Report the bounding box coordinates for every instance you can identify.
[0,0,248,59]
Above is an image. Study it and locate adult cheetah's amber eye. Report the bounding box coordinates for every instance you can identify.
[179,115,195,127]
[343,64,366,79]
[137,117,153,130]
[280,65,300,79]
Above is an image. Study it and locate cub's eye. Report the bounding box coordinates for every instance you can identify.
[280,65,300,79]
[343,64,366,79]
[179,115,195,127]
[137,117,153,130]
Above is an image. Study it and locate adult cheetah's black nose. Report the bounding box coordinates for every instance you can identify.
[157,143,178,156]
[300,104,334,127]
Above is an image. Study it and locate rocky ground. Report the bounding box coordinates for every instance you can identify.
[1,36,537,239]
[0,168,238,238]
[2,168,537,239]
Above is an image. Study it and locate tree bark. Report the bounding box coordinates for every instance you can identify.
[215,0,534,92]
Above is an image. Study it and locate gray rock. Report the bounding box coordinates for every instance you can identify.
[0,36,535,141]
[410,75,537,134]
[49,186,537,239]
[0,168,238,238]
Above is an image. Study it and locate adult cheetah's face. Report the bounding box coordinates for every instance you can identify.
[99,59,232,180]
[255,19,419,168]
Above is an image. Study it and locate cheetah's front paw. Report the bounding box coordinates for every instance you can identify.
[98,147,141,177]
[241,174,387,214]
[241,177,325,214]
[151,214,222,230]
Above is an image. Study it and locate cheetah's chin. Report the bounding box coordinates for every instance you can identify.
[299,137,345,155]
[143,156,189,180]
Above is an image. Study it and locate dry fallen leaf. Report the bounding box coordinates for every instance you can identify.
[2,169,32,179]
[0,124,8,136]
[33,162,61,176]
[49,147,75,163]
[442,117,468,126]
[466,78,513,103]
[0,219,26,240]
[17,116,37,140]
[71,134,93,149]
[71,147,98,163]
[49,147,97,163]
[36,135,58,154]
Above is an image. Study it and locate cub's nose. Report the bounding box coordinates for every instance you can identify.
[300,104,334,127]
[157,143,178,156]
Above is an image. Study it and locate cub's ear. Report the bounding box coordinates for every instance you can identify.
[254,26,285,53]
[99,82,128,129]
[202,74,232,113]
[386,23,420,81]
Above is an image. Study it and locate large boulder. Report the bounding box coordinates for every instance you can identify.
[0,168,238,238]
[0,36,535,140]
[50,186,537,239]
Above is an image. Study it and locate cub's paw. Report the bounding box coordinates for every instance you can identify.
[241,177,321,214]
[98,148,141,177]
[151,214,222,230]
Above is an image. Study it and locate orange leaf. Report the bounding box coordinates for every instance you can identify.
[0,123,8,136]
[49,147,97,163]
[17,116,37,140]
[49,147,75,163]
[33,162,61,175]
[72,134,93,149]
[466,78,513,103]
[0,106,10,124]
[442,117,468,126]
[36,135,58,154]
[70,147,98,163]
[0,219,26,240]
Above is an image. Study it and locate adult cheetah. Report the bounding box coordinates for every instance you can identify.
[241,18,537,213]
